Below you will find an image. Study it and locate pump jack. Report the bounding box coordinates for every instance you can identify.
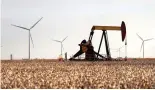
[69,21,126,61]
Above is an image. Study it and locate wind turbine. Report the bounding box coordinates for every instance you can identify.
[11,17,43,60]
[137,33,154,58]
[52,36,68,56]
[111,45,124,58]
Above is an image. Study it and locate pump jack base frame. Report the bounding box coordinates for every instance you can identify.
[69,58,126,61]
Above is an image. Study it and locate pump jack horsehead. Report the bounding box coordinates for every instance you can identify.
[69,21,127,61]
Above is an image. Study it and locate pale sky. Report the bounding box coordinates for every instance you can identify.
[1,0,155,59]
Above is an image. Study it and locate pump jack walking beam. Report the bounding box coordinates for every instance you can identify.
[91,21,126,42]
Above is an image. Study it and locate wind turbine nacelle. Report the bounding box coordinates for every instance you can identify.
[91,21,126,42]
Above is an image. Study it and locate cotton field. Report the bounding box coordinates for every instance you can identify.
[1,59,155,89]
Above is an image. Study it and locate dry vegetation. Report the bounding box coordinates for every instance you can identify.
[1,59,155,89]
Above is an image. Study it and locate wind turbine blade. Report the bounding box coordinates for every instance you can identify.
[30,33,34,48]
[144,38,154,41]
[140,42,144,52]
[30,17,43,30]
[110,48,117,50]
[120,45,124,49]
[11,24,29,30]
[110,48,118,52]
[52,39,61,43]
[136,33,143,41]
[62,36,68,42]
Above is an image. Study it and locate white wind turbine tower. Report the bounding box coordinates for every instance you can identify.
[11,17,43,60]
[137,33,154,58]
[53,36,68,56]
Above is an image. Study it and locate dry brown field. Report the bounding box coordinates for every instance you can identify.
[1,59,155,89]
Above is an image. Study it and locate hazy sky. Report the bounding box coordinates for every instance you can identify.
[1,0,155,59]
